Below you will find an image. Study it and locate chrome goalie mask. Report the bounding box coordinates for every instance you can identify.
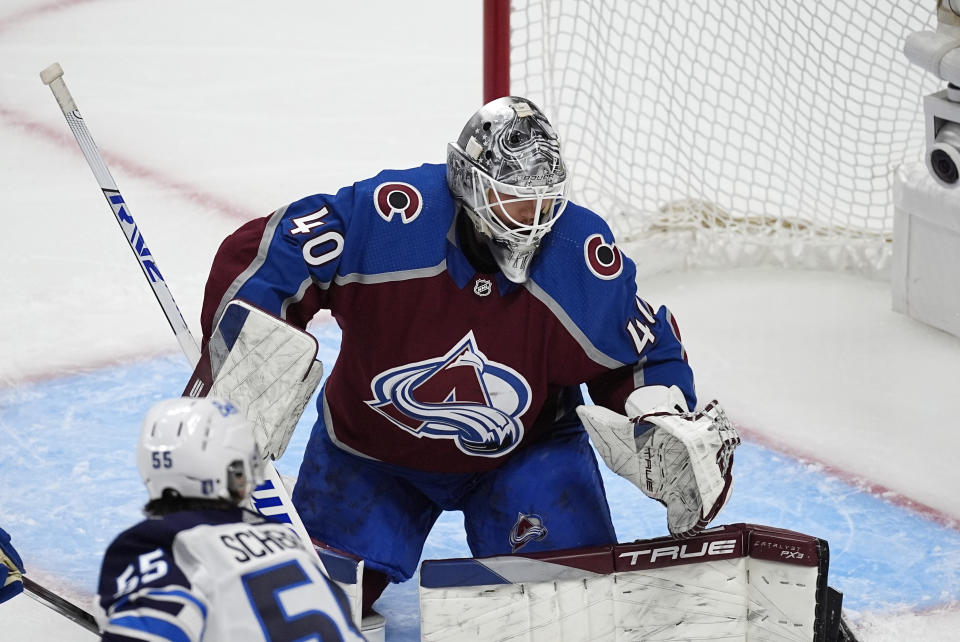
[137,397,265,504]
[447,96,568,282]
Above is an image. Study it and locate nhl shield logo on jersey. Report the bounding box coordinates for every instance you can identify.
[584,233,623,279]
[373,181,423,223]
[509,512,548,552]
[473,278,492,297]
[366,331,531,457]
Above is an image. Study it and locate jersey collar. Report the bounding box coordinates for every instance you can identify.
[445,216,518,295]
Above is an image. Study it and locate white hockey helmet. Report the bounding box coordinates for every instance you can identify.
[137,397,264,504]
[447,96,568,283]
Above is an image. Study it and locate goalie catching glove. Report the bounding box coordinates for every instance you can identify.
[577,386,740,538]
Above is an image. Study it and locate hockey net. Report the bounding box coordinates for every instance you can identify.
[497,1,941,276]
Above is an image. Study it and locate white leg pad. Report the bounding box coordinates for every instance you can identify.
[419,524,832,642]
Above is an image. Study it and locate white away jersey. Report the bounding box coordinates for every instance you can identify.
[95,507,363,641]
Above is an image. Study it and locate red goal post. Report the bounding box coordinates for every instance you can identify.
[483,0,941,276]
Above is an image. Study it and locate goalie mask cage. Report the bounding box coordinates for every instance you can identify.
[484,0,941,276]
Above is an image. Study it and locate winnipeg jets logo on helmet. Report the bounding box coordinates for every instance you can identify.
[366,331,531,457]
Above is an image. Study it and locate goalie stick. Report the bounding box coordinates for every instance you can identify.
[39,63,200,367]
[39,61,332,585]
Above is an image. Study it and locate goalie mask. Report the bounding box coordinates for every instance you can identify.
[137,397,264,504]
[447,96,568,283]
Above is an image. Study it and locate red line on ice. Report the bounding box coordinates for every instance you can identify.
[0,0,98,34]
[735,423,960,532]
[0,106,256,222]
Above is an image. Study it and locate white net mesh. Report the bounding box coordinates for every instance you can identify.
[509,1,941,276]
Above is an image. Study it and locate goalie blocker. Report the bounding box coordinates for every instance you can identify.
[183,299,324,461]
[178,302,382,628]
[419,523,857,642]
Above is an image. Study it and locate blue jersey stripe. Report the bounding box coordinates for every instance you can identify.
[109,614,192,642]
[145,588,208,618]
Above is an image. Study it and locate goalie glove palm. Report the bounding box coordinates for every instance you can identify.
[577,387,740,538]
[636,402,739,536]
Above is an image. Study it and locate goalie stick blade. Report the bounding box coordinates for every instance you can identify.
[22,576,99,635]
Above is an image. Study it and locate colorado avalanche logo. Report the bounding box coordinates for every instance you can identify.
[509,513,548,552]
[366,331,530,457]
[584,233,623,280]
[373,182,422,223]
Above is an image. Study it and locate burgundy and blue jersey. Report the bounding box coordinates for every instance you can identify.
[199,163,694,473]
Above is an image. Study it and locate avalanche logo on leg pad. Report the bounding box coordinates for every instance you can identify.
[510,512,548,552]
[373,181,423,223]
[366,331,530,457]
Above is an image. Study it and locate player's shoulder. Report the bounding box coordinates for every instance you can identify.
[105,509,248,556]
[324,163,457,274]
[282,163,450,218]
[353,163,449,197]
[534,199,636,290]
[549,200,616,244]
[525,201,641,364]
[346,163,455,228]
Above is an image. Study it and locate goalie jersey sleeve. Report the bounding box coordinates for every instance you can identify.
[199,163,695,472]
[95,508,362,642]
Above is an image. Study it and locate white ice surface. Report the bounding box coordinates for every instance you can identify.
[2,1,959,640]
[625,266,960,523]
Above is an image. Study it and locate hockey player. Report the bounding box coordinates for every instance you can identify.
[0,526,24,604]
[95,397,364,641]
[192,96,739,621]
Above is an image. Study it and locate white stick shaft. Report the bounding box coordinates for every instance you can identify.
[40,63,201,367]
[39,63,337,597]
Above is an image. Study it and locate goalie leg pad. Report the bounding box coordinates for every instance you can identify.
[309,539,388,641]
[419,524,840,642]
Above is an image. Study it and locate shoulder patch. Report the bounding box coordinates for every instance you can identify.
[373,181,423,223]
[583,233,623,279]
